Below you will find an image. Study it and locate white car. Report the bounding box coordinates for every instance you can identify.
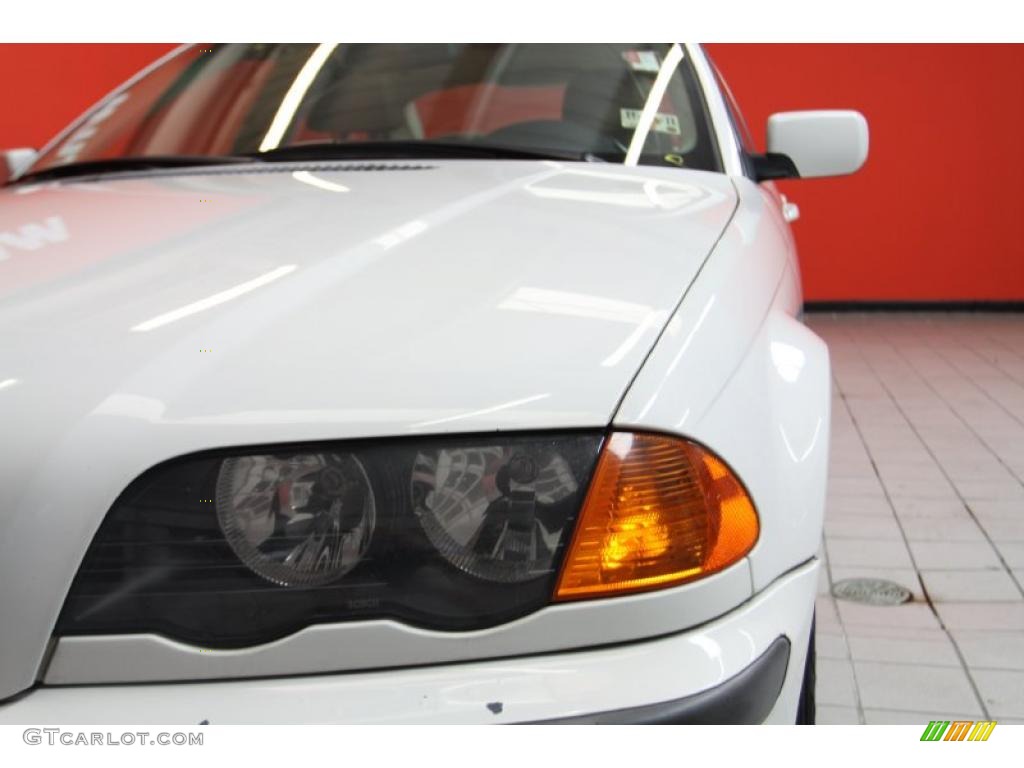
[0,43,866,724]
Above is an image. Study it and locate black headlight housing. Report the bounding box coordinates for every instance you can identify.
[56,433,603,648]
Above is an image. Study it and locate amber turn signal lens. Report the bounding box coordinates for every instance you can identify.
[554,432,758,600]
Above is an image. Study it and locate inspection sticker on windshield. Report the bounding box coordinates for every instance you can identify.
[620,109,681,135]
[622,50,661,72]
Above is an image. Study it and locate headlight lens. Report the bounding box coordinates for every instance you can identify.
[413,445,579,583]
[216,453,376,587]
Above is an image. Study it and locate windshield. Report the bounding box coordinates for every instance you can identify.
[29,43,721,174]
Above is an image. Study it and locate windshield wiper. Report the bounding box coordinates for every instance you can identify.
[247,140,598,164]
[15,155,262,184]
[13,141,598,185]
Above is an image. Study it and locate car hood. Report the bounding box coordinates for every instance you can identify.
[1,160,735,446]
[0,159,736,698]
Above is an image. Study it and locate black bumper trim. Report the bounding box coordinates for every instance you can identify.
[532,635,791,724]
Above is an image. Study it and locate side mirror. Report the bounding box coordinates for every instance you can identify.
[753,110,869,181]
[0,148,39,186]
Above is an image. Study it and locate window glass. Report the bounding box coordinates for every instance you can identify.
[32,44,722,173]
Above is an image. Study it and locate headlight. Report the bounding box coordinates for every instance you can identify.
[57,431,757,649]
[57,434,603,647]
[413,445,579,583]
[216,453,376,587]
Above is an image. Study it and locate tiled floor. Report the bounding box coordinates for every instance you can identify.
[805,312,1024,725]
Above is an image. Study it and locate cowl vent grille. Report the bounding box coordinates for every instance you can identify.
[204,161,438,174]
[54,161,437,184]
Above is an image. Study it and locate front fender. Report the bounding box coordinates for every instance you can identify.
[615,183,829,591]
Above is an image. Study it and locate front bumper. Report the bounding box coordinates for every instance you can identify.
[535,635,790,724]
[0,559,817,725]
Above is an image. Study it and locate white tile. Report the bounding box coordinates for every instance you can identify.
[846,631,961,667]
[815,595,841,631]
[829,460,877,480]
[884,479,959,500]
[968,500,1024,520]
[829,477,887,498]
[945,463,1016,484]
[825,516,904,540]
[826,495,895,518]
[951,631,1024,670]
[837,601,941,630]
[867,450,934,467]
[972,669,1024,718]
[908,540,1003,569]
[853,661,983,714]
[900,516,987,542]
[826,538,914,569]
[920,569,1022,602]
[816,631,850,660]
[863,708,979,725]
[956,480,1024,502]
[824,624,946,641]
[935,602,1024,631]
[890,498,971,519]
[976,518,1024,541]
[816,658,860,707]
[994,542,1024,568]
[816,705,861,724]
[876,463,949,483]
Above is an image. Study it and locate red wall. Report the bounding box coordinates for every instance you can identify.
[0,44,176,150]
[707,44,1024,302]
[1,43,1022,302]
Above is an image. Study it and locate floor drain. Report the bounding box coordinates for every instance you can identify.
[832,578,912,606]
